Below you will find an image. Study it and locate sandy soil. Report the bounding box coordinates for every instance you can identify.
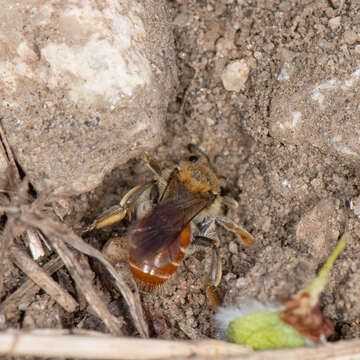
[2,0,360,346]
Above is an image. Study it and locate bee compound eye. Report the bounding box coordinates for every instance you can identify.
[188,155,199,163]
[220,186,227,196]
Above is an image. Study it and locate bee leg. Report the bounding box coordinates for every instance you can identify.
[193,235,223,308]
[192,235,219,247]
[221,196,239,209]
[83,182,156,232]
[206,247,223,309]
[141,152,167,184]
[216,216,254,247]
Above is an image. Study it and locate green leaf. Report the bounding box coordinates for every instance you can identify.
[227,311,306,350]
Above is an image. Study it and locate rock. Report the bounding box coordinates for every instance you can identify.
[226,198,343,307]
[328,17,341,32]
[343,30,358,45]
[342,271,360,320]
[221,60,250,92]
[229,241,238,255]
[0,0,176,194]
[173,11,194,27]
[226,246,316,305]
[350,196,360,217]
[270,64,360,161]
[277,62,295,82]
[22,295,62,329]
[277,48,297,62]
[296,199,343,262]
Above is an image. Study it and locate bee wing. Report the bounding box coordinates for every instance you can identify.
[129,196,212,267]
[159,169,187,202]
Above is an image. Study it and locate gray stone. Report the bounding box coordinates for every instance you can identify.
[270,65,360,161]
[328,17,341,32]
[296,199,343,263]
[0,0,176,194]
[343,30,358,45]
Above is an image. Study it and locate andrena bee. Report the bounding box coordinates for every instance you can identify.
[86,145,254,300]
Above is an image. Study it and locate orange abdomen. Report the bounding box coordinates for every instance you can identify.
[129,224,191,293]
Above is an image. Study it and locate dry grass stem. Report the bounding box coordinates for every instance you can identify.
[0,196,147,336]
[0,122,22,294]
[25,229,46,259]
[0,182,148,336]
[8,244,78,313]
[46,233,124,336]
[0,330,250,359]
[14,209,149,337]
[2,330,360,360]
[0,256,64,320]
[0,122,20,184]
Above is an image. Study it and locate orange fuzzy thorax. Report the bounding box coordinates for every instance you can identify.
[178,161,221,195]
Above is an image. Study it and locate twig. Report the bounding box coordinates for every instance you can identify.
[0,123,148,337]
[25,229,46,259]
[47,234,124,336]
[0,256,64,319]
[0,331,250,359]
[0,198,148,337]
[2,330,360,360]
[233,340,360,360]
[19,209,149,337]
[8,244,78,313]
[0,122,21,184]
[0,121,21,294]
[0,120,147,336]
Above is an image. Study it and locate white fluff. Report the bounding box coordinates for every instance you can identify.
[214,300,283,340]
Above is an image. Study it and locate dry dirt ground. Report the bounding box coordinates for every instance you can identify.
[2,0,360,346]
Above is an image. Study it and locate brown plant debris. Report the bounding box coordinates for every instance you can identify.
[280,293,334,343]
[0,329,250,359]
[0,121,148,337]
[8,244,78,313]
[0,256,64,320]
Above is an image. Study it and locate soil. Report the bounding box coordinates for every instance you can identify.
[2,0,360,347]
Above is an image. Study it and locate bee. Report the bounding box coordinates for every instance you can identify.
[86,145,254,303]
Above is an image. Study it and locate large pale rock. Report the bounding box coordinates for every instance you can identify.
[0,0,176,194]
[270,65,360,161]
[295,199,343,262]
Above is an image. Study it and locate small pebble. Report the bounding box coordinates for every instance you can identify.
[173,11,193,27]
[221,59,250,92]
[262,217,272,232]
[328,16,341,32]
[343,30,358,45]
[236,277,246,288]
[351,197,360,217]
[216,37,233,54]
[229,241,238,254]
[277,62,295,82]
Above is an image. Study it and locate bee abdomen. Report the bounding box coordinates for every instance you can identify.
[129,257,181,293]
[129,224,191,293]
